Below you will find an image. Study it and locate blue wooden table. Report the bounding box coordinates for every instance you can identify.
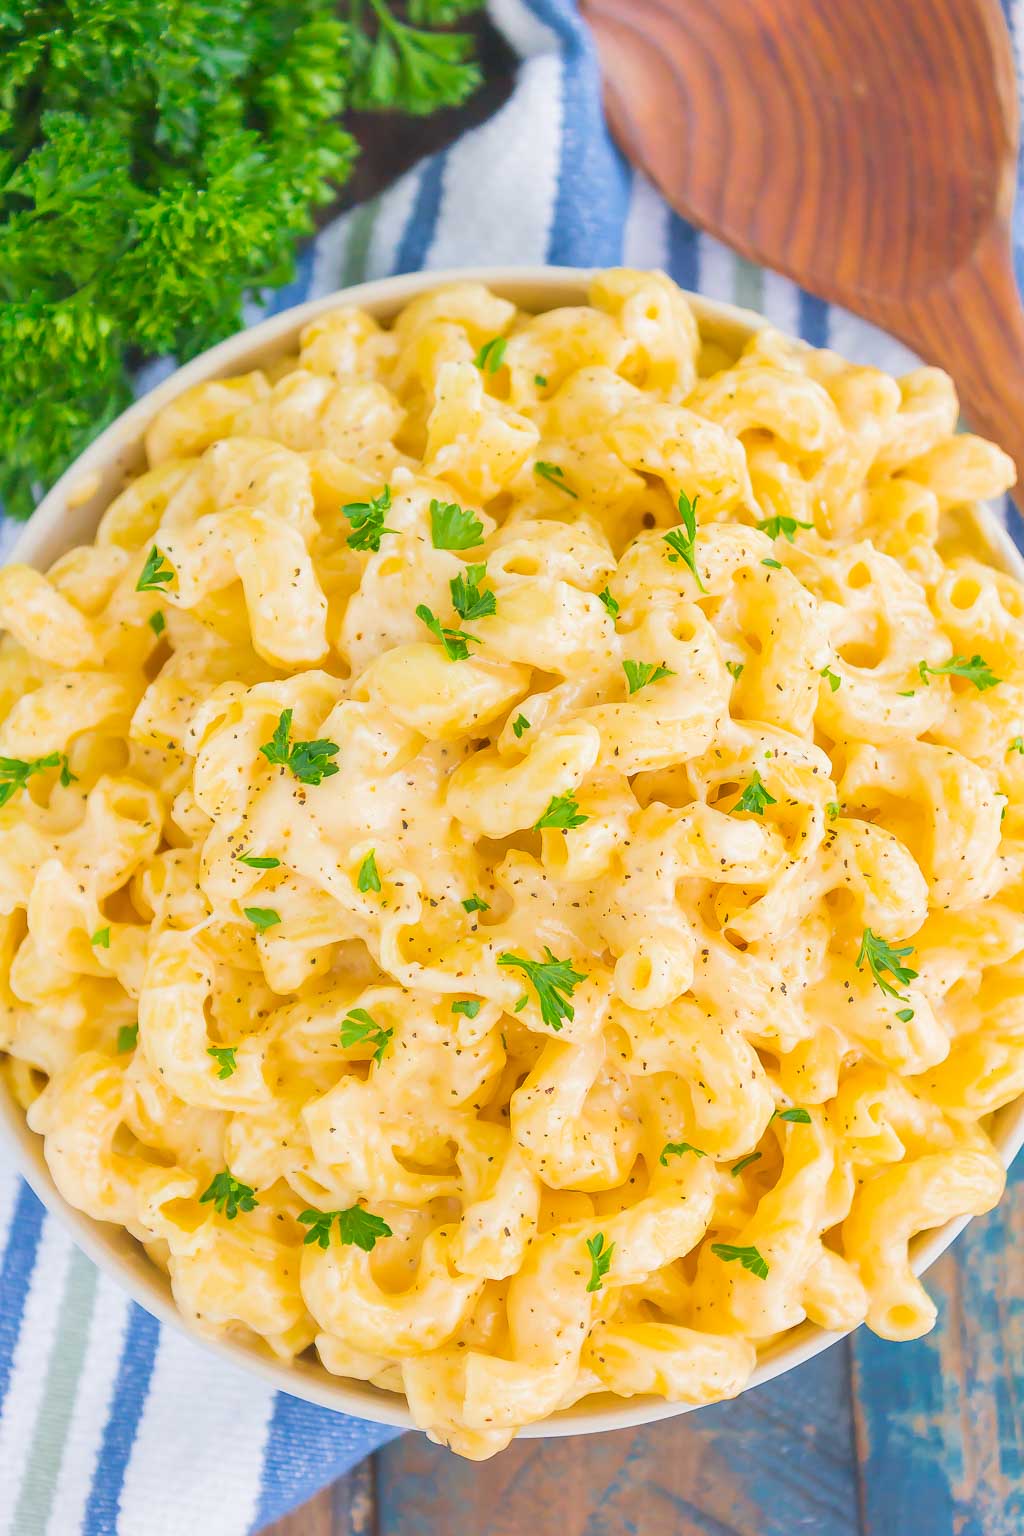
[264,1162,1022,1536]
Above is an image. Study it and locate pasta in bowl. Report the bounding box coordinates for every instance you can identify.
[1,266,1023,1456]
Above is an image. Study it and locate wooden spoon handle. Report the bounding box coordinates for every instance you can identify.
[884,227,1024,494]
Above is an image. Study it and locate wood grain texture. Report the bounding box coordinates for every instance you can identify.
[580,0,1024,485]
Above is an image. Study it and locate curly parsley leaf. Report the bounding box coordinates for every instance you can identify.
[918,654,1001,691]
[534,793,588,831]
[207,1045,237,1079]
[341,485,395,553]
[416,603,480,660]
[298,1203,393,1251]
[856,927,918,1001]
[663,491,706,591]
[474,335,507,372]
[711,1242,769,1279]
[585,1231,614,1293]
[623,659,675,695]
[497,947,587,1031]
[733,770,777,816]
[340,1006,392,1063]
[357,850,381,893]
[349,0,482,116]
[429,498,484,550]
[259,709,339,785]
[534,461,578,498]
[200,1170,258,1221]
[659,1141,706,1165]
[136,546,175,592]
[450,563,496,622]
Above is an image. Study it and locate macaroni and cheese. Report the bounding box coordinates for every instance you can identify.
[1,270,1022,1456]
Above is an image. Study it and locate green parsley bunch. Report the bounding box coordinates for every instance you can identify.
[0,0,483,517]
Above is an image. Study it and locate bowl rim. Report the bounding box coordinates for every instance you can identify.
[1,263,1021,1440]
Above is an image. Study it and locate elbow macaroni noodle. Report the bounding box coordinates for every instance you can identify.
[1,270,1021,1456]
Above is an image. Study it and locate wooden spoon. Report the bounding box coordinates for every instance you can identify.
[580,0,1024,479]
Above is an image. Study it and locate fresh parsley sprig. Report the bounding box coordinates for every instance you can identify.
[244,906,281,934]
[259,708,340,785]
[450,563,496,622]
[416,603,480,660]
[711,1242,769,1279]
[732,770,777,817]
[661,489,706,592]
[199,1170,258,1221]
[341,486,395,553]
[623,659,675,695]
[534,461,578,498]
[659,1141,706,1165]
[820,665,841,692]
[430,498,484,550]
[298,1204,392,1251]
[918,654,1000,691]
[534,793,588,830]
[856,927,918,1001]
[207,1045,238,1079]
[757,514,813,543]
[497,948,587,1031]
[475,336,507,373]
[136,547,175,592]
[597,587,619,618]
[585,1232,614,1293]
[357,850,381,893]
[0,751,75,808]
[340,1007,392,1064]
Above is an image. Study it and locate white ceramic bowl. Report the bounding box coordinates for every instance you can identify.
[2,266,1022,1439]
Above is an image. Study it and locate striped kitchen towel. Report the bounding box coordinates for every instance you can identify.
[2,0,1023,1531]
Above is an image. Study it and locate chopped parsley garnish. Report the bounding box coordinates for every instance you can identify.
[340,1007,392,1064]
[726,660,745,680]
[534,793,588,830]
[244,906,280,934]
[207,1046,237,1079]
[511,714,531,739]
[773,1107,812,1124]
[731,1152,762,1176]
[452,999,481,1019]
[534,374,548,388]
[733,770,777,816]
[820,665,841,692]
[534,461,578,498]
[357,850,381,893]
[450,563,496,622]
[259,709,340,785]
[711,1242,769,1279]
[136,546,174,592]
[663,490,706,592]
[623,659,675,695]
[117,1024,138,1053]
[1010,737,1024,755]
[341,485,395,552]
[147,610,166,637]
[856,927,918,1001]
[757,514,812,543]
[238,853,281,872]
[659,1141,706,1165]
[475,336,507,373]
[91,927,110,948]
[825,801,841,820]
[597,587,620,619]
[199,1170,258,1221]
[895,1007,916,1023]
[416,603,480,661]
[497,948,587,1031]
[430,498,484,551]
[762,557,782,569]
[462,894,490,914]
[298,1205,392,1252]
[918,654,1000,691]
[0,751,75,808]
[585,1232,614,1293]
